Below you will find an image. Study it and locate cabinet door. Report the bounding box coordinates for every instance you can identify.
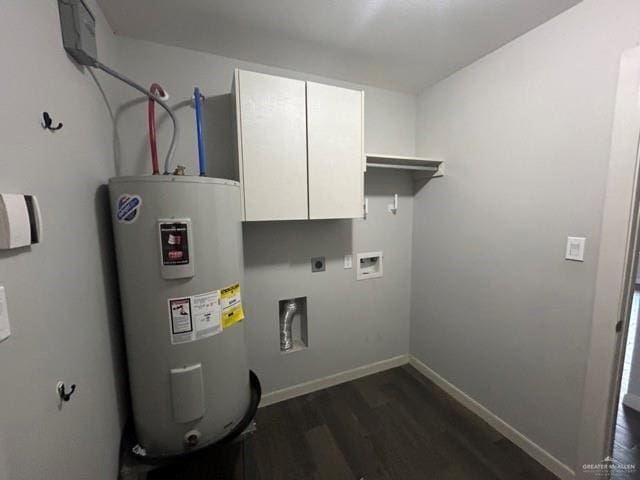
[307,82,364,220]
[237,70,308,221]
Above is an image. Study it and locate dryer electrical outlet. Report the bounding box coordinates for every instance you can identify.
[311,257,325,272]
[356,252,383,280]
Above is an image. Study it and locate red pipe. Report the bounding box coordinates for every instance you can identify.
[148,83,166,175]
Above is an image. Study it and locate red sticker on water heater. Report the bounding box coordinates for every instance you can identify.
[168,250,183,261]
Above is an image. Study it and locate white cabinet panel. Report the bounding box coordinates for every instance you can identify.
[236,70,308,221]
[307,82,364,219]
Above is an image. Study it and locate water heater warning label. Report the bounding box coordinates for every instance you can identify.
[168,290,221,344]
[160,222,190,266]
[169,298,192,335]
[220,283,245,329]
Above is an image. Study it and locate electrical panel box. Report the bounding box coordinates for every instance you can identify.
[57,0,97,66]
[158,219,195,279]
[0,194,42,250]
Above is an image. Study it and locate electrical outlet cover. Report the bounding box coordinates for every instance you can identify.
[311,257,325,272]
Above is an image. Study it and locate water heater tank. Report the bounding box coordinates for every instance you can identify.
[108,176,251,457]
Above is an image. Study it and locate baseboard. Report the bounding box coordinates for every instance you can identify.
[623,392,640,412]
[408,355,575,480]
[259,354,409,407]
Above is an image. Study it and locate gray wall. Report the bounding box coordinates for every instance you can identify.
[107,37,417,393]
[411,0,640,468]
[0,1,126,479]
[243,169,413,392]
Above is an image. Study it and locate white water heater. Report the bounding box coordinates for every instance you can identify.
[109,175,253,457]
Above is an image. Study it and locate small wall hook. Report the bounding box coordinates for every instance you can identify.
[388,193,398,214]
[56,381,76,402]
[42,112,63,131]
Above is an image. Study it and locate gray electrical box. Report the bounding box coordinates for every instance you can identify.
[57,0,97,66]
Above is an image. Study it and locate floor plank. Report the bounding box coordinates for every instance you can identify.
[305,424,356,480]
[312,385,393,480]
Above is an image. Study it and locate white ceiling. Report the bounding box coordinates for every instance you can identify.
[97,0,582,93]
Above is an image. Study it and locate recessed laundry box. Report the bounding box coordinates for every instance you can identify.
[108,175,253,457]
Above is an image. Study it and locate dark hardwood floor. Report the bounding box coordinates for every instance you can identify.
[613,403,640,480]
[612,290,640,479]
[150,365,558,480]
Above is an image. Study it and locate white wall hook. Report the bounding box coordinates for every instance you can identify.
[388,194,398,214]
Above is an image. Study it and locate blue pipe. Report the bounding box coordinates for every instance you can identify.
[194,87,206,176]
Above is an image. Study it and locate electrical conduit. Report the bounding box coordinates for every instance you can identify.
[92,61,179,175]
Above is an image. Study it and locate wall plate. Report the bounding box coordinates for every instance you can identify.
[311,257,325,272]
[565,237,586,262]
[356,251,383,280]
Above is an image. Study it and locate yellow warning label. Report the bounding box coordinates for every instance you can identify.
[221,283,241,299]
[222,304,245,328]
[221,283,244,328]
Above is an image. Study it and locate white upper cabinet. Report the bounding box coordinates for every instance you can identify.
[233,70,308,221]
[307,82,364,219]
[233,69,364,221]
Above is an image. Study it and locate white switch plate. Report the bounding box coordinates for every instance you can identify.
[0,286,10,342]
[344,254,353,269]
[565,237,586,262]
